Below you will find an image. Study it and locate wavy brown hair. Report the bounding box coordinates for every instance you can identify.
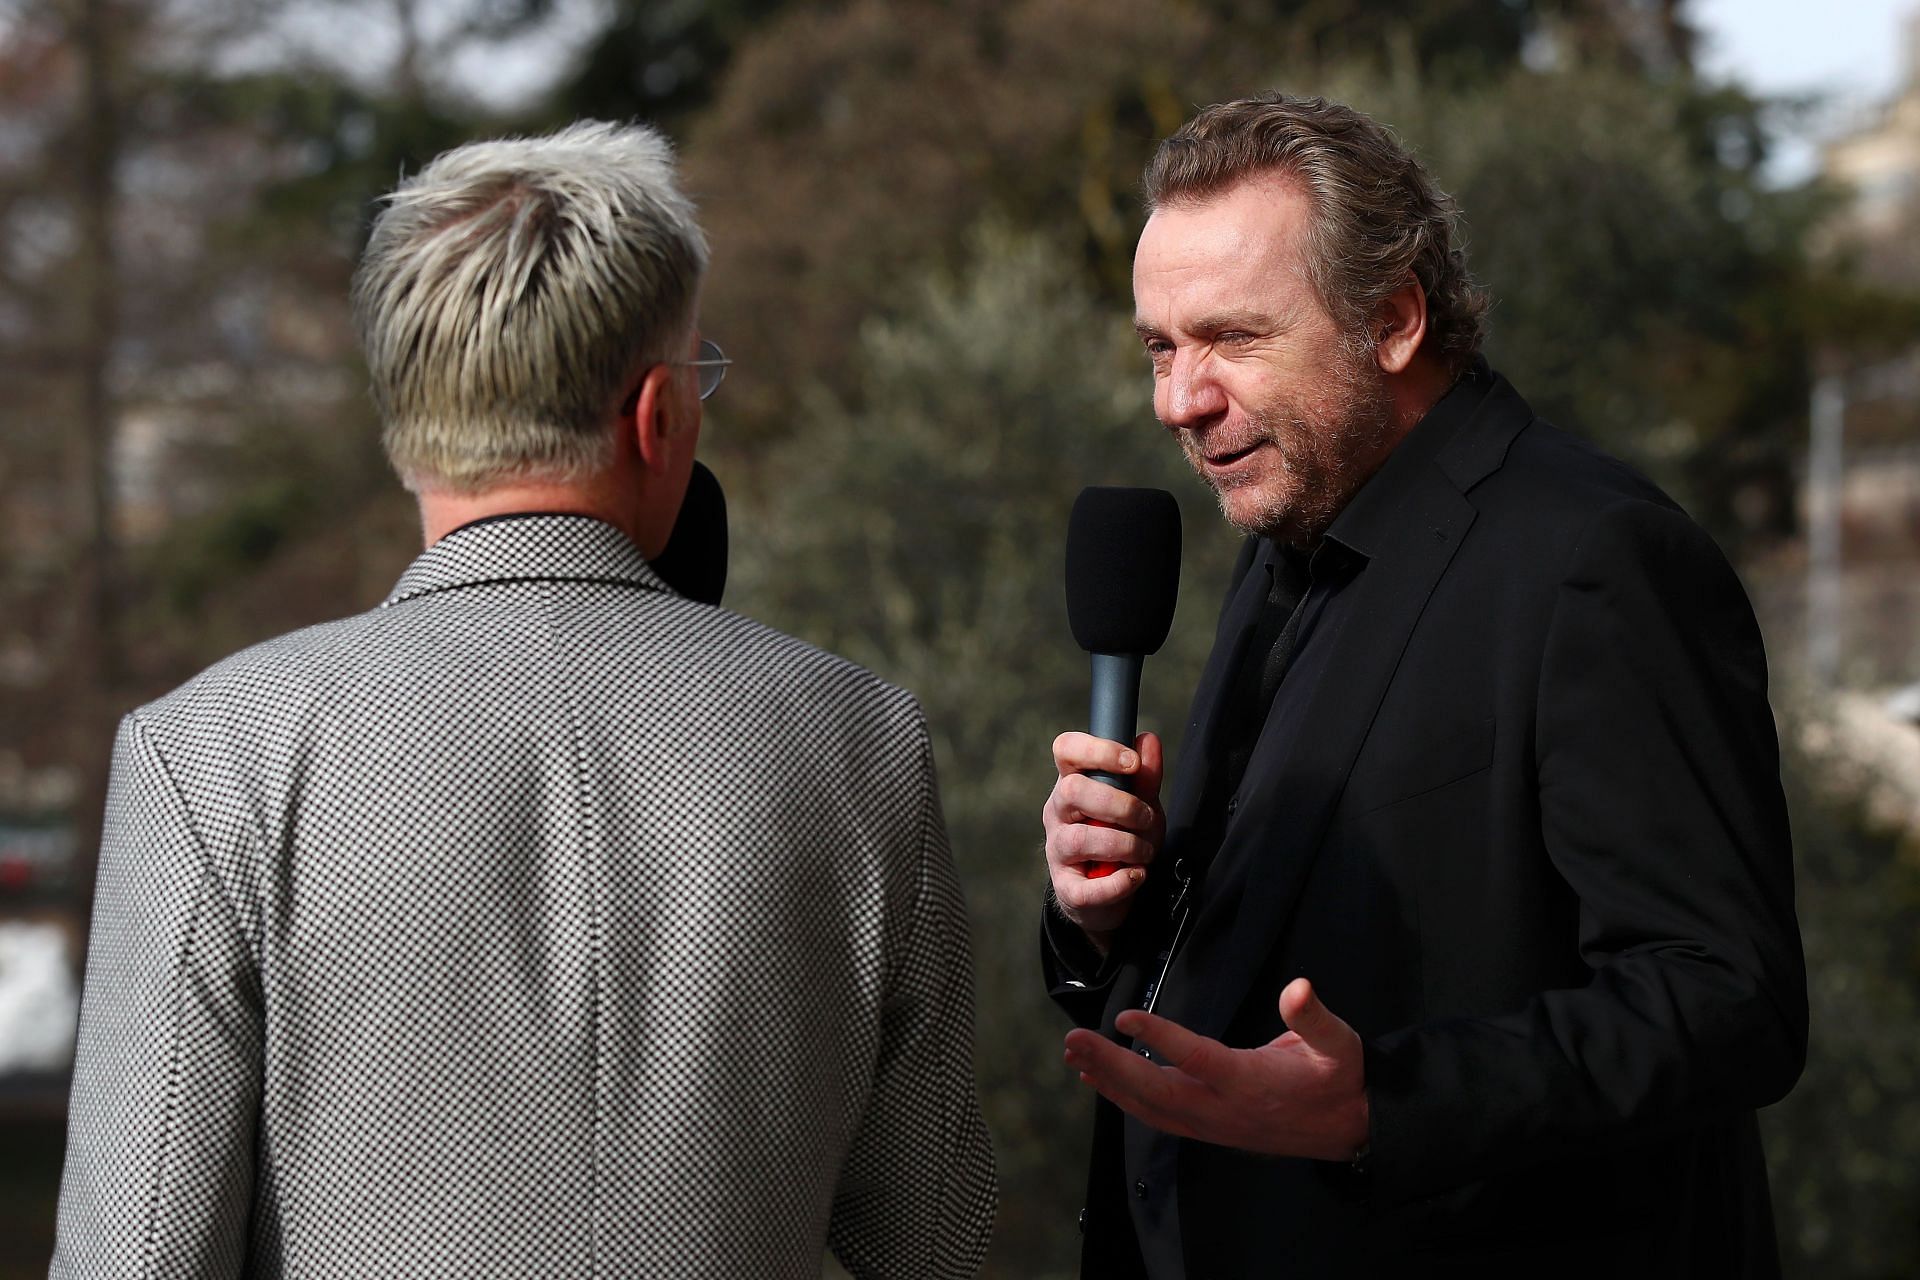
[1143,93,1488,372]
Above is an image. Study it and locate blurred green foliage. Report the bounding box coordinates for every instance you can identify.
[1382,68,1817,536]
[731,229,1235,1261]
[1765,727,1920,1277]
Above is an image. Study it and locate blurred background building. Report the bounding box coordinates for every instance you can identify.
[1822,11,1920,265]
[3,0,1918,1275]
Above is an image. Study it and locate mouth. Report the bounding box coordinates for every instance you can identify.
[1203,441,1263,469]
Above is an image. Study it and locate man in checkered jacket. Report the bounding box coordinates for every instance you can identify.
[53,121,995,1278]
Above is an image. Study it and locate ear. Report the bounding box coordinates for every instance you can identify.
[1372,274,1429,376]
[625,362,692,473]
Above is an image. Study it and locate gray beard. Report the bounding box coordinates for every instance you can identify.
[1195,369,1395,549]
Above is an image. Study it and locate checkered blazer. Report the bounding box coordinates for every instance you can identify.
[53,514,995,1278]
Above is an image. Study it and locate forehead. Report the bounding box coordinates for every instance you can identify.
[1133,174,1314,321]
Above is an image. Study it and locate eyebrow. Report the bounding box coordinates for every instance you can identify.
[1133,309,1278,341]
[1189,309,1277,335]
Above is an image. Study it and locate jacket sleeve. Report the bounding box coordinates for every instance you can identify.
[828,716,997,1278]
[1362,499,1808,1205]
[1040,895,1127,1028]
[52,714,263,1279]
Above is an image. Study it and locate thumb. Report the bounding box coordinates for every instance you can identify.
[1278,977,1354,1055]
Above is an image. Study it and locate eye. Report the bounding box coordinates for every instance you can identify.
[1216,331,1253,347]
[1142,337,1174,367]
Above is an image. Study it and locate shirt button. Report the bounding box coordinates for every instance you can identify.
[1227,796,1240,816]
[1078,1208,1088,1235]
[1134,1180,1150,1199]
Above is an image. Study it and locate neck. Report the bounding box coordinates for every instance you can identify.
[417,477,641,549]
[1385,351,1459,439]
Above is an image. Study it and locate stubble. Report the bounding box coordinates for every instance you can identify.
[1185,341,1395,548]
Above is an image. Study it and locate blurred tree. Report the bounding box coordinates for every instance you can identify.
[544,0,804,128]
[2,0,155,844]
[0,0,581,738]
[1764,726,1920,1278]
[659,0,1827,557]
[673,0,1250,436]
[1348,66,1825,547]
[1192,0,1698,82]
[730,224,1239,1272]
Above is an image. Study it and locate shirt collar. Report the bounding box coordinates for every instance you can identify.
[1322,357,1497,562]
[1255,524,1363,596]
[383,512,673,607]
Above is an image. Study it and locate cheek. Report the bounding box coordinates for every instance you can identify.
[1216,357,1278,403]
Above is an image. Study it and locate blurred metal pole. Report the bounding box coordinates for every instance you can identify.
[1807,374,1845,689]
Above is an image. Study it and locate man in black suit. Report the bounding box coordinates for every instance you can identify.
[1041,93,1806,1277]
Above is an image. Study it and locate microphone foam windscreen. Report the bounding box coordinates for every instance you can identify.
[652,460,729,605]
[1065,486,1182,655]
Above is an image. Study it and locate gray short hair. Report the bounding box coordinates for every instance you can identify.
[1143,94,1487,372]
[352,120,709,493]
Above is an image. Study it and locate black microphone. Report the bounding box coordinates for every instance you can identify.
[1065,486,1181,875]
[652,460,729,605]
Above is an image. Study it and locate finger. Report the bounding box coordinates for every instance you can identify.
[1078,1070,1205,1143]
[1053,773,1158,831]
[1055,840,1152,886]
[1113,1008,1228,1081]
[1052,864,1147,914]
[1063,1029,1209,1140]
[1049,813,1156,867]
[1053,731,1142,780]
[1063,1029,1186,1108]
[1278,977,1358,1056]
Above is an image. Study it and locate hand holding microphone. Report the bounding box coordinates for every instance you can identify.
[1043,487,1181,942]
[1044,731,1167,941]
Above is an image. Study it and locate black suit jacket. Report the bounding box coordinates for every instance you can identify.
[1045,368,1807,1278]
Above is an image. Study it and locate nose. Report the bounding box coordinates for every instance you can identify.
[1161,350,1228,432]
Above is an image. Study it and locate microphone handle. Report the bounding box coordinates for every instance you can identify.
[1086,651,1143,789]
[1083,651,1144,878]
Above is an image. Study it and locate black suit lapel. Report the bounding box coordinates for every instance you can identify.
[1098,542,1269,1043]
[1160,469,1477,1044]
[1161,539,1272,850]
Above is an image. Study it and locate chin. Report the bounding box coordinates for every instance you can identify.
[1211,473,1286,529]
[1220,483,1344,548]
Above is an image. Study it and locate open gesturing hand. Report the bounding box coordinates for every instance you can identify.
[1062,977,1370,1162]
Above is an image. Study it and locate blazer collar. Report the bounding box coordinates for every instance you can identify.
[383,513,673,607]
[1320,357,1510,560]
